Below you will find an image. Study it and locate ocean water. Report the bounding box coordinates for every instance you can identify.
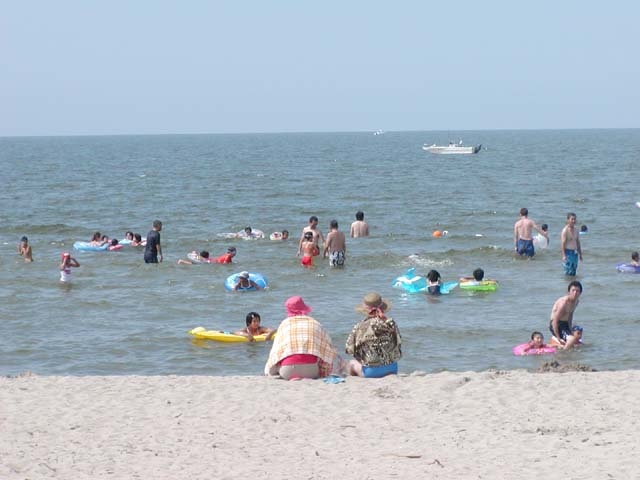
[1,129,639,376]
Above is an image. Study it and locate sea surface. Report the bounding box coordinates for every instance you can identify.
[1,129,639,376]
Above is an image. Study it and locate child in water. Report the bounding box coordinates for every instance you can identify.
[60,252,80,282]
[521,331,551,353]
[460,268,484,282]
[533,224,549,249]
[300,231,315,267]
[18,236,33,262]
[426,270,442,295]
[548,325,583,349]
[234,312,276,341]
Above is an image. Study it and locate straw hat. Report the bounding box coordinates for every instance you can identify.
[239,271,250,279]
[285,296,312,316]
[356,292,391,313]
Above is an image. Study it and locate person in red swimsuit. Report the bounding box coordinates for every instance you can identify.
[214,246,237,264]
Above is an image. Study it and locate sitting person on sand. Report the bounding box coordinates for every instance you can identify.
[265,296,338,380]
[234,312,276,341]
[234,271,262,291]
[426,269,442,295]
[345,293,401,378]
[18,236,33,262]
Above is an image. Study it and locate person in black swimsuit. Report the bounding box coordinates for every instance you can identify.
[549,280,583,349]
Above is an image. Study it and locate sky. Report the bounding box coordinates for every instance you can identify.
[2,1,639,136]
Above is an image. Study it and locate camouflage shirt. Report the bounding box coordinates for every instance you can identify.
[345,316,402,367]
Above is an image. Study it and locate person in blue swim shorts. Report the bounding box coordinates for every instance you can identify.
[345,293,402,378]
[513,207,548,258]
[561,212,583,276]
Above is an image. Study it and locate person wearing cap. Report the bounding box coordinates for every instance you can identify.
[345,293,402,378]
[60,252,80,283]
[214,246,237,264]
[18,236,33,262]
[265,296,338,380]
[234,271,261,291]
[549,280,583,349]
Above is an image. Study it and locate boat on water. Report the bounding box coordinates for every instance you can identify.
[422,140,481,154]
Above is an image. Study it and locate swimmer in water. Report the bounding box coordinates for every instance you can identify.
[234,312,276,341]
[18,236,33,262]
[234,271,262,291]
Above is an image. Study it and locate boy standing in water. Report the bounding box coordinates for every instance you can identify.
[18,236,33,262]
[560,212,582,276]
[144,220,163,263]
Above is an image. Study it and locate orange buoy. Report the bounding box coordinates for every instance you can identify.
[432,230,442,238]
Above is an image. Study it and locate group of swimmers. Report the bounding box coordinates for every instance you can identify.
[16,207,592,355]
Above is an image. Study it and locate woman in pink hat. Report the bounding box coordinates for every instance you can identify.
[265,296,338,380]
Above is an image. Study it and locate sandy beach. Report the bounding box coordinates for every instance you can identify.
[2,369,639,480]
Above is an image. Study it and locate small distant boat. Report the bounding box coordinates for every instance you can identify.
[373,129,384,135]
[422,140,481,155]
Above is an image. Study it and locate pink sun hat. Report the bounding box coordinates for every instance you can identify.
[284,296,312,316]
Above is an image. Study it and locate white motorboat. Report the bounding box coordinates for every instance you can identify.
[422,140,481,154]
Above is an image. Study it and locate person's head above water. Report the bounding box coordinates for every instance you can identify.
[473,268,484,281]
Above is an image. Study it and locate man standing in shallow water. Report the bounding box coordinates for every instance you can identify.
[297,216,324,258]
[144,220,163,264]
[513,207,547,257]
[350,211,369,238]
[561,212,582,276]
[324,219,346,266]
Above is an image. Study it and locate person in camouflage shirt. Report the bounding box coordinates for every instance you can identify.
[345,292,401,378]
